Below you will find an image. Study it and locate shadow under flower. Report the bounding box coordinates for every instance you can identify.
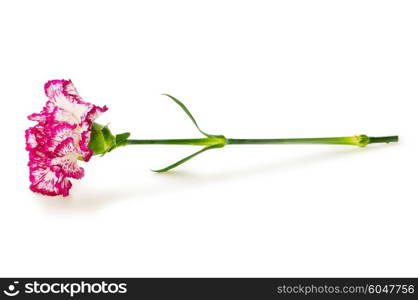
[39,144,396,213]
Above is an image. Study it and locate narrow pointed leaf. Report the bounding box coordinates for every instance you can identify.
[162,93,211,137]
[115,132,131,146]
[152,144,221,173]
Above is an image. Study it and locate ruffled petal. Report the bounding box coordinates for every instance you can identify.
[77,107,108,161]
[63,80,80,97]
[44,80,75,100]
[29,166,72,197]
[85,105,108,124]
[28,150,72,197]
[44,80,93,125]
[25,125,46,151]
[79,130,93,162]
[44,123,76,152]
[26,79,108,197]
[51,137,84,179]
[28,112,48,122]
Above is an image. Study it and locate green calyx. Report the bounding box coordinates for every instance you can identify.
[88,123,131,156]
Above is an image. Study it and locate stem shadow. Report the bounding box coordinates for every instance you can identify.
[39,144,395,213]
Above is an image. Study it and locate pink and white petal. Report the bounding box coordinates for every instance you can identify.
[28,112,47,122]
[28,145,74,196]
[50,99,93,125]
[28,149,49,173]
[63,80,79,97]
[44,80,71,100]
[26,80,109,196]
[60,178,72,197]
[51,138,84,179]
[45,79,79,98]
[78,130,93,162]
[84,105,108,124]
[44,80,93,125]
[44,123,76,152]
[51,156,84,179]
[29,164,71,197]
[25,130,38,150]
[30,172,72,197]
[53,137,77,157]
[76,105,107,160]
[55,106,86,125]
[25,125,46,151]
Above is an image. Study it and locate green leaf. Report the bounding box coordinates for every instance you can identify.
[115,132,131,146]
[162,94,212,137]
[152,144,222,173]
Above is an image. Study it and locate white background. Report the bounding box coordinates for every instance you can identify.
[0,0,416,277]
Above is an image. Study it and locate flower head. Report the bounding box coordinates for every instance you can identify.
[25,80,107,196]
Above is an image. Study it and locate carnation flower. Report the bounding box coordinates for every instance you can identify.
[25,80,398,197]
[25,80,107,196]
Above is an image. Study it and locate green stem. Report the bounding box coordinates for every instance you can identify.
[125,135,398,148]
[368,136,399,144]
[227,135,398,147]
[125,137,225,146]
